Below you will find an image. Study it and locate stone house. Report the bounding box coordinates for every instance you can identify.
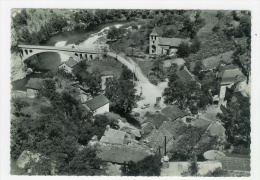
[149,27,189,56]
[59,57,79,73]
[83,94,110,116]
[25,78,44,98]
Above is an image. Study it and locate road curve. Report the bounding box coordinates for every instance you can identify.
[107,52,149,83]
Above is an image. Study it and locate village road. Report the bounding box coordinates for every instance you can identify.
[107,52,168,115]
[107,52,149,83]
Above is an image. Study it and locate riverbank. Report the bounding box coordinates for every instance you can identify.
[11,53,27,82]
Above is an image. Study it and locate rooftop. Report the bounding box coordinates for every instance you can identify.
[177,67,199,84]
[159,37,187,47]
[161,105,188,121]
[145,119,186,150]
[100,128,126,145]
[221,68,246,85]
[84,94,109,111]
[142,112,168,129]
[61,57,79,68]
[25,78,44,90]
[97,143,151,164]
[101,70,114,76]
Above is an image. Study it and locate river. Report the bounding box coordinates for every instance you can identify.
[11,21,125,91]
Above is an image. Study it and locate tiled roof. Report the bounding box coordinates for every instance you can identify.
[221,68,246,85]
[101,70,114,76]
[145,120,186,150]
[177,67,197,84]
[159,37,187,47]
[161,105,188,121]
[84,94,109,111]
[143,112,168,129]
[25,78,44,90]
[150,28,159,36]
[208,121,225,137]
[100,128,126,145]
[61,57,78,68]
[97,143,151,164]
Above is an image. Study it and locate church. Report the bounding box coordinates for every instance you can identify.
[149,27,189,56]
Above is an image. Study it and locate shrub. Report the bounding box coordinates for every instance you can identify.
[233,145,250,155]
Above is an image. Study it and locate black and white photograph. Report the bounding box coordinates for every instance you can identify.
[1,0,260,178]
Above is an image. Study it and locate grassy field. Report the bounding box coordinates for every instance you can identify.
[135,60,154,78]
[87,57,123,77]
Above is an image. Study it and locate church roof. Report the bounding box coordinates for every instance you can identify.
[159,37,187,47]
[150,28,159,36]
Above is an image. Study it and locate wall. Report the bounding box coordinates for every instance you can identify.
[219,83,234,106]
[94,103,109,116]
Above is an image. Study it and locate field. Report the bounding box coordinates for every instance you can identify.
[87,56,123,77]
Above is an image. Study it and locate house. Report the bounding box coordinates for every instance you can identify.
[149,27,189,56]
[25,78,44,98]
[161,105,189,122]
[59,57,79,73]
[101,71,114,90]
[84,94,110,115]
[177,66,201,88]
[218,66,246,106]
[100,126,127,145]
[144,119,185,153]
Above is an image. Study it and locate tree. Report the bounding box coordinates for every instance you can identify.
[11,97,29,117]
[67,147,106,175]
[152,57,164,77]
[86,68,102,96]
[121,155,162,176]
[167,63,178,76]
[120,65,133,81]
[187,155,199,176]
[105,77,137,115]
[40,79,56,99]
[177,41,191,58]
[217,85,250,148]
[107,26,120,40]
[190,38,201,54]
[163,75,210,113]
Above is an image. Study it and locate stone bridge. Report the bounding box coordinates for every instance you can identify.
[18,45,103,62]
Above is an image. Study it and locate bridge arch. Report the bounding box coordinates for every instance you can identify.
[18,45,102,62]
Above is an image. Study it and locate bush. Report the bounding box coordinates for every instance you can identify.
[233,145,250,155]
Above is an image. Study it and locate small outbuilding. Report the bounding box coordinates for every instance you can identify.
[59,57,79,73]
[84,94,110,115]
